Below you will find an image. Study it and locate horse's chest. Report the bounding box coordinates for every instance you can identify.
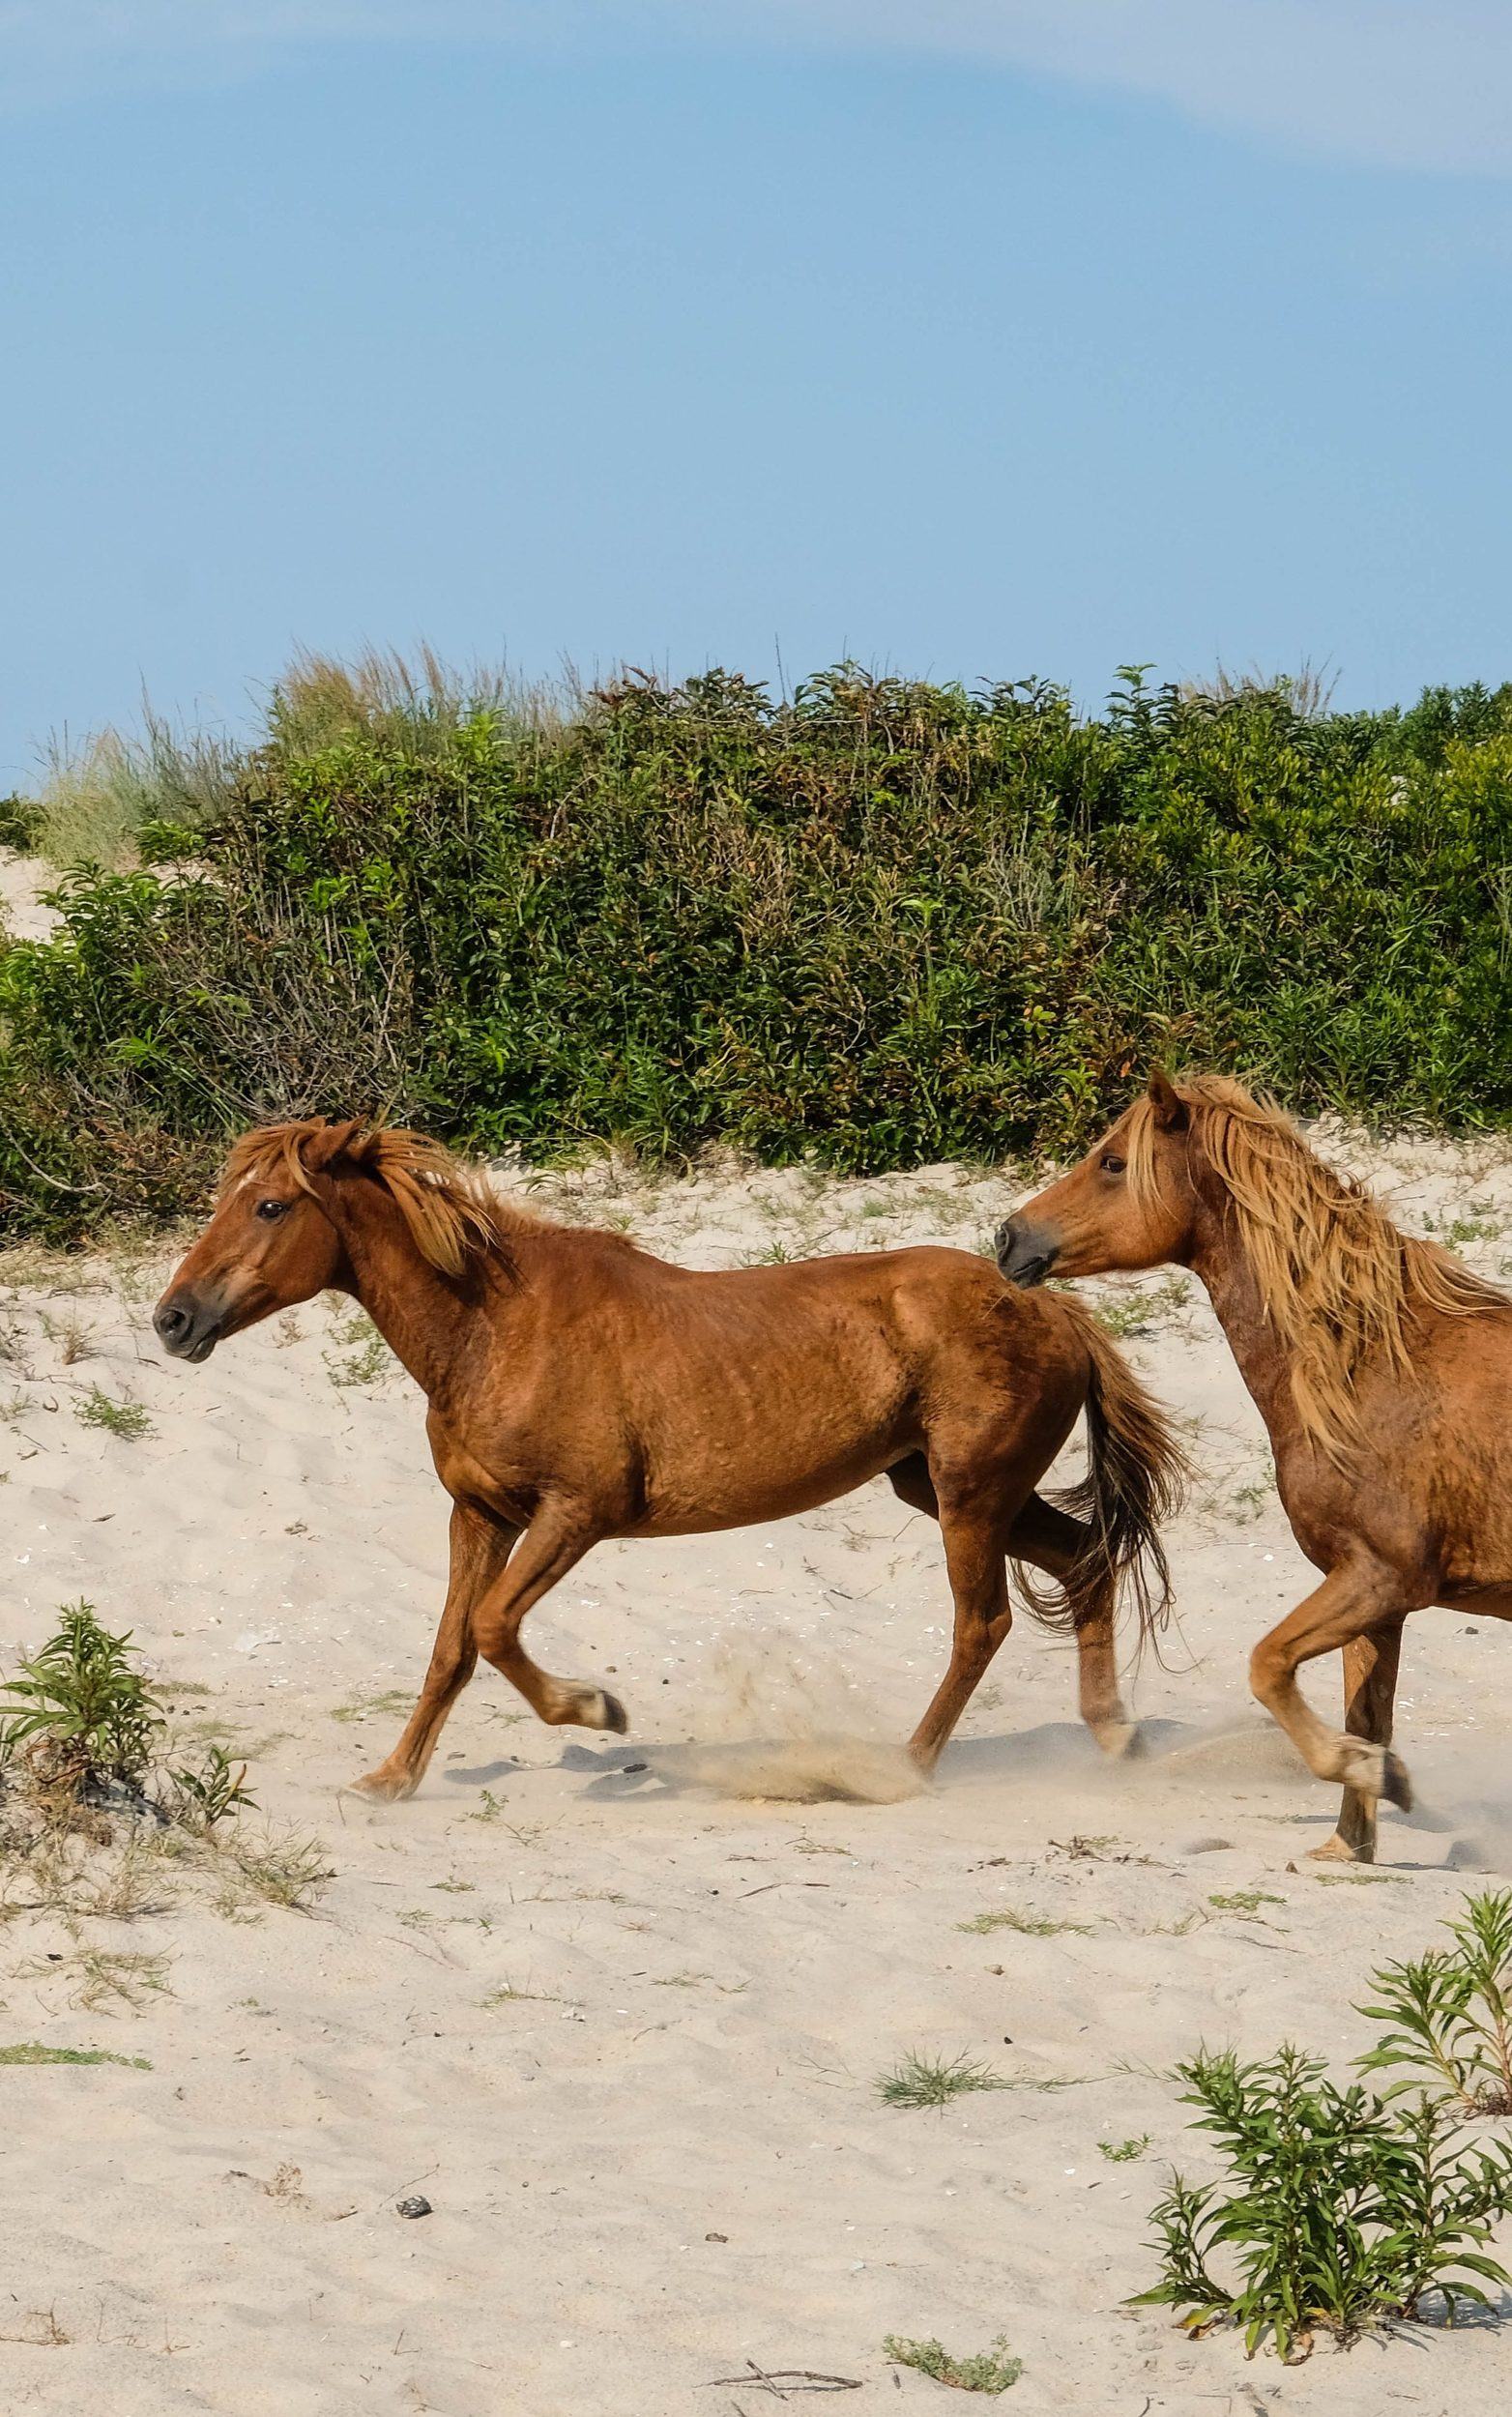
[427,1420,539,1522]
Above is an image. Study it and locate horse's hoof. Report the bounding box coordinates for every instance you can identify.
[1307,1831,1371,1866]
[347,1768,417,1804]
[1092,1720,1142,1763]
[596,1689,628,1735]
[1337,1737,1410,1813]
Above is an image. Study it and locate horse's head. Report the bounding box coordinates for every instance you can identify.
[153,1123,358,1362]
[995,1070,1201,1286]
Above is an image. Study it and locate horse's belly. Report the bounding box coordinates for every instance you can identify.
[629,1437,901,1537]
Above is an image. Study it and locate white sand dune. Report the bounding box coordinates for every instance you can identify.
[2,1137,1510,2413]
[0,849,62,944]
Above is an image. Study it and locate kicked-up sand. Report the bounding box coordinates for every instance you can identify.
[2,1131,1511,2414]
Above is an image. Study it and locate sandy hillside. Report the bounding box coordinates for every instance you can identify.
[0,850,62,944]
[2,1137,1511,2416]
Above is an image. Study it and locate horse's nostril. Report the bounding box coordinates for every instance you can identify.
[154,1302,189,1343]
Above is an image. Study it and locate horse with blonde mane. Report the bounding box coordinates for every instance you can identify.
[154,1118,1185,1800]
[997,1071,1512,1862]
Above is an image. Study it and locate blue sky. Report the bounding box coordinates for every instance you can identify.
[3,3,1511,783]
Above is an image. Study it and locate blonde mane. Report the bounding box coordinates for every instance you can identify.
[222,1120,533,1277]
[1127,1075,1509,1464]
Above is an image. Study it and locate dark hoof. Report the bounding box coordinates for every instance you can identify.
[600,1690,628,1734]
[1382,1750,1413,1813]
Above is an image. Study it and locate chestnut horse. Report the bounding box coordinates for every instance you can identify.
[998,1071,1512,1861]
[154,1119,1183,1800]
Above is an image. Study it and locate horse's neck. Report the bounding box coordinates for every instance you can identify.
[322,1182,499,1401]
[1187,1198,1301,1449]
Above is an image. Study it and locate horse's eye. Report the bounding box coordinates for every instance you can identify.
[254,1198,290,1223]
[1099,1153,1126,1176]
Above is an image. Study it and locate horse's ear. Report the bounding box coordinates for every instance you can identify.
[303,1118,366,1175]
[1147,1069,1189,1133]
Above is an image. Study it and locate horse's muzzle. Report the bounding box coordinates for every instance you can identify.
[994,1216,1059,1289]
[153,1290,225,1363]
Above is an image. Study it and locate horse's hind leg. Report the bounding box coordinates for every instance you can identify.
[909,1489,1015,1773]
[1309,1619,1405,1865]
[351,1501,516,1803]
[1009,1495,1139,1762]
[888,1466,1136,1762]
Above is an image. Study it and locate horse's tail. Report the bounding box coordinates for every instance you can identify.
[1014,1296,1188,1653]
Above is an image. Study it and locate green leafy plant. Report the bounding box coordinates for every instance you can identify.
[1099,2134,1151,2162]
[957,1907,1094,1937]
[1359,1890,1512,2113]
[322,1309,391,1388]
[1135,2046,1512,2362]
[883,2334,1022,2392]
[0,2041,151,2069]
[73,1387,153,1441]
[167,1745,258,1830]
[878,2051,1005,2111]
[0,1603,164,1795]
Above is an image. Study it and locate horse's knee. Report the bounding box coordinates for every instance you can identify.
[1247,1641,1281,1706]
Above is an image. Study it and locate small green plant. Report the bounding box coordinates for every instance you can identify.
[167,1745,257,1830]
[482,1982,564,2008]
[332,1688,414,1724]
[22,1945,172,2013]
[1208,1890,1285,1917]
[958,1907,1094,1937]
[1099,2134,1151,2162]
[1136,2045,1512,2361]
[1359,1889,1512,2113]
[0,2040,151,2069]
[878,2051,1005,2111]
[0,1603,164,1795]
[323,1309,391,1388]
[883,2333,1023,2391]
[220,1827,333,1910]
[38,1310,95,1364]
[73,1386,153,1441]
[1092,1295,1154,1340]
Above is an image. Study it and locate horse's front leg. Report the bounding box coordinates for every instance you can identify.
[1009,1493,1140,1762]
[350,1499,516,1803]
[1309,1618,1405,1865]
[469,1500,626,1734]
[1249,1562,1415,1846]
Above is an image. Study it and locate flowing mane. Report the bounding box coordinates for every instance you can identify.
[1127,1075,1509,1463]
[222,1119,534,1276]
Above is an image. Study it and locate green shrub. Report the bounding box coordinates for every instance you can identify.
[1136,2046,1512,2362]
[0,1602,164,1794]
[0,794,42,851]
[883,2332,1023,2391]
[1138,1901,1512,2364]
[168,1744,258,1830]
[3,657,1511,1239]
[878,2050,1006,2109]
[1359,1889,1512,2113]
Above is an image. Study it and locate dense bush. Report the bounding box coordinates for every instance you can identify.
[2,658,1510,1238]
[0,793,42,850]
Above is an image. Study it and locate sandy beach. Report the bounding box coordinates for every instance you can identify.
[2,1132,1511,2415]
